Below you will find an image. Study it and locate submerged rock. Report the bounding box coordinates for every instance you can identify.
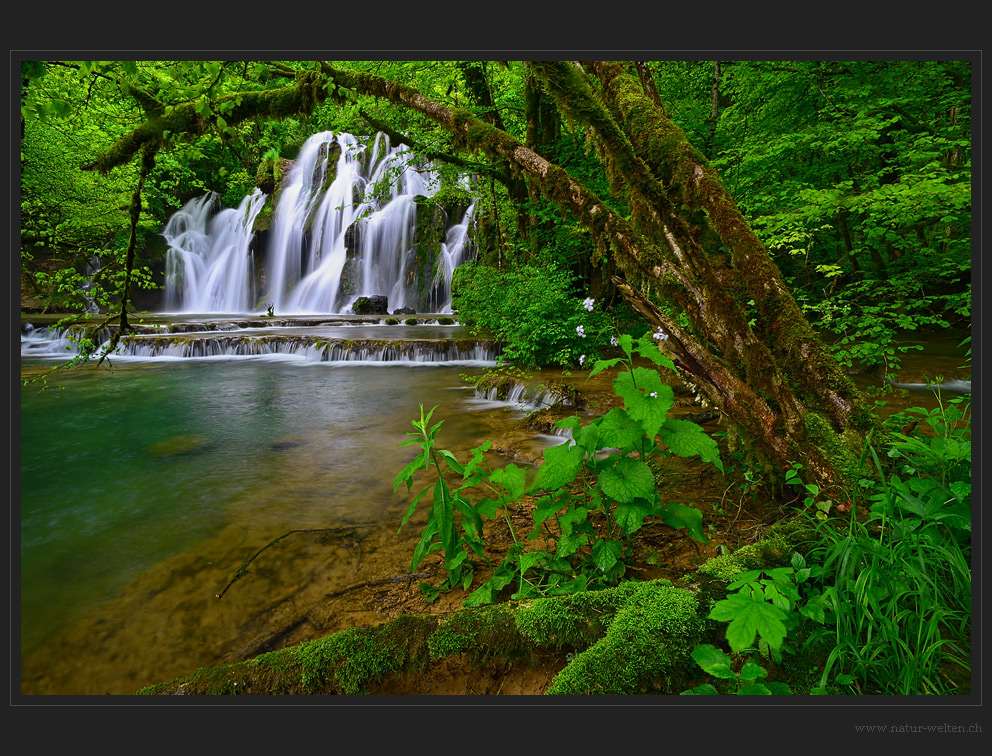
[147,435,212,457]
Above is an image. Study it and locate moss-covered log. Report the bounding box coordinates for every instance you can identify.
[134,522,811,696]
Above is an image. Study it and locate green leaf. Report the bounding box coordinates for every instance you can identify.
[490,464,526,501]
[592,538,623,572]
[393,452,428,492]
[598,457,656,504]
[463,583,493,607]
[474,496,503,519]
[530,441,585,492]
[433,478,454,557]
[519,550,545,575]
[588,357,622,378]
[616,333,633,357]
[657,502,707,543]
[436,449,465,474]
[398,485,431,532]
[570,420,601,457]
[556,532,588,558]
[709,593,789,653]
[613,499,653,535]
[738,682,772,695]
[738,661,768,681]
[613,368,672,439]
[659,418,724,471]
[596,408,645,451]
[634,333,676,371]
[690,644,735,679]
[557,504,588,535]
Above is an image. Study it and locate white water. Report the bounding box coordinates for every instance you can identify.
[162,131,476,316]
[20,321,499,367]
[163,189,268,313]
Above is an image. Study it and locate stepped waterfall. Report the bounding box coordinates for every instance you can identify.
[163,131,475,315]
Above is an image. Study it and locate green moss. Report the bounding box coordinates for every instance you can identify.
[697,530,794,582]
[545,583,703,695]
[404,317,417,325]
[803,411,863,488]
[384,318,399,325]
[428,602,523,660]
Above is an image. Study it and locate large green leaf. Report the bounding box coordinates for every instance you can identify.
[556,532,588,558]
[530,441,585,492]
[660,418,724,471]
[596,408,645,451]
[709,593,789,653]
[657,501,707,543]
[613,368,673,439]
[490,464,527,501]
[592,538,623,571]
[598,457,656,504]
[690,644,735,679]
[613,499,653,535]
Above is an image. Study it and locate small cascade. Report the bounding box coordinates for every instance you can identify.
[472,375,575,414]
[430,199,476,313]
[81,255,102,314]
[20,320,499,366]
[163,189,268,313]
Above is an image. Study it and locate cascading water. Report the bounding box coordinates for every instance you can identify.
[159,131,475,315]
[431,199,476,313]
[81,254,102,314]
[163,189,267,313]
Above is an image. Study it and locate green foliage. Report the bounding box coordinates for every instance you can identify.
[685,551,828,695]
[397,332,723,606]
[789,393,972,694]
[394,404,490,598]
[451,262,611,368]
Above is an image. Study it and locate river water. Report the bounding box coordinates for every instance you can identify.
[17,320,970,695]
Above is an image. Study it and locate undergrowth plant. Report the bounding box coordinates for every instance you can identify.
[395,328,724,605]
[684,551,829,695]
[802,389,972,695]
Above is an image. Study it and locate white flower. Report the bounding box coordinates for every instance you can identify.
[649,391,658,398]
[576,325,586,338]
[652,328,669,341]
[610,335,618,346]
[583,297,595,312]
[579,354,586,366]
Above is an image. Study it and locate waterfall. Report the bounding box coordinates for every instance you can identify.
[163,189,267,313]
[431,199,476,313]
[159,131,475,315]
[81,254,102,313]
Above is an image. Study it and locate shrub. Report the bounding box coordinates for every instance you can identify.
[451,262,611,368]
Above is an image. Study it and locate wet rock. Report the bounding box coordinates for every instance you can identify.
[393,307,416,315]
[352,295,389,315]
[147,435,212,457]
[269,438,308,451]
[681,409,721,425]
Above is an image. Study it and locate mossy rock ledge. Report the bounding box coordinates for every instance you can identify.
[136,521,809,696]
